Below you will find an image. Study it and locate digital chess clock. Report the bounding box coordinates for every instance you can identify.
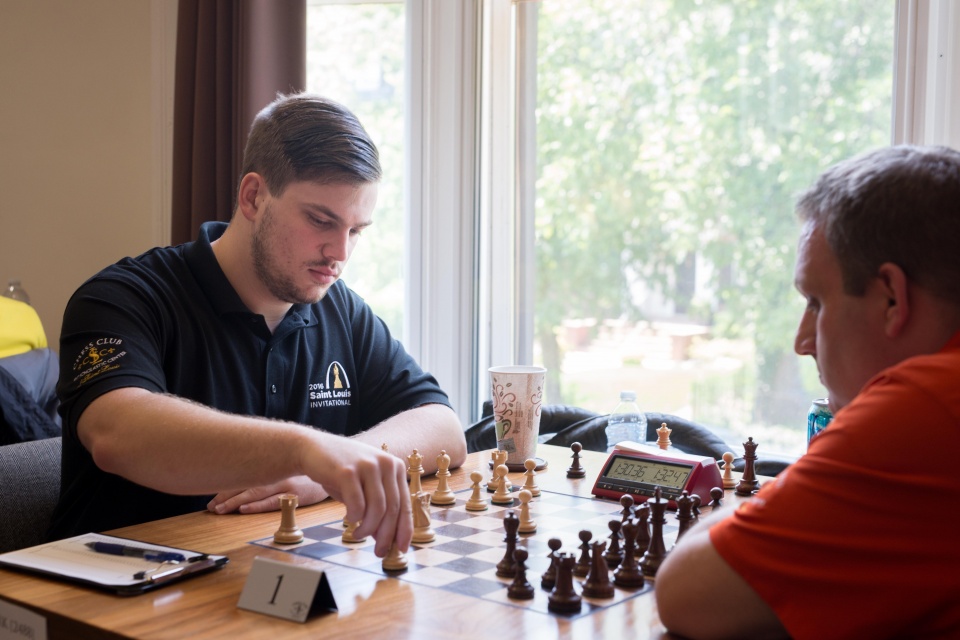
[591,442,723,508]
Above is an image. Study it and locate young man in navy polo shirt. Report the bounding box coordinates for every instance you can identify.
[51,94,466,558]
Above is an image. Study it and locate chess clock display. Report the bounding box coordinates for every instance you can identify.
[591,442,723,508]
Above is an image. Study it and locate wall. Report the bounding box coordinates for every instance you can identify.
[0,0,176,346]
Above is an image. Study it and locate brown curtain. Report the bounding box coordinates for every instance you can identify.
[171,0,306,245]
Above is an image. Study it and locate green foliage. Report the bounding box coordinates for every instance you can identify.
[535,0,893,411]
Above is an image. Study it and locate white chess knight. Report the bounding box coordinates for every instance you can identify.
[411,491,436,543]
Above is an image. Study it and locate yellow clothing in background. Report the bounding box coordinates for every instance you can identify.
[0,296,48,358]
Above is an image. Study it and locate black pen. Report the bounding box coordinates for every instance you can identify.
[85,541,185,563]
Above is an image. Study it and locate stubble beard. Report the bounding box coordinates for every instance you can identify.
[252,204,329,305]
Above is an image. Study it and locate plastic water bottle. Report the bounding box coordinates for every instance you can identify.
[605,390,646,451]
[1,279,30,304]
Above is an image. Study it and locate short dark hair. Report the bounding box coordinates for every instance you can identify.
[796,145,960,303]
[239,93,381,198]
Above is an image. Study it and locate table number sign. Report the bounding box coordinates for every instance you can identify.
[0,597,47,640]
[237,557,337,622]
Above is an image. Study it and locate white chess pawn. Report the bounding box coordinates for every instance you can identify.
[382,542,408,572]
[465,471,490,511]
[721,452,737,489]
[522,458,541,497]
[491,464,514,505]
[517,489,536,533]
[342,519,366,543]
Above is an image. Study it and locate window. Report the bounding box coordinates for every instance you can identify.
[521,0,896,456]
[306,0,405,335]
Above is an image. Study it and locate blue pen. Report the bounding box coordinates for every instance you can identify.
[85,541,185,563]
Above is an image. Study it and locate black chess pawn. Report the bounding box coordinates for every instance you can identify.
[548,554,582,614]
[496,510,520,578]
[640,487,668,579]
[604,519,624,569]
[709,486,724,509]
[574,529,592,577]
[507,548,536,600]
[566,442,586,478]
[582,540,615,599]
[541,537,563,590]
[735,437,761,496]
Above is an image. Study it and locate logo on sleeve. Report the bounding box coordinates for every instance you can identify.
[307,361,353,409]
[72,337,126,385]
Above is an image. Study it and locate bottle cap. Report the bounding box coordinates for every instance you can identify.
[619,390,636,401]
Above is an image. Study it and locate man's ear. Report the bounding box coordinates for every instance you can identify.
[876,262,910,338]
[236,173,267,222]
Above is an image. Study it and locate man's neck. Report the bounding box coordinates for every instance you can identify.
[210,224,291,333]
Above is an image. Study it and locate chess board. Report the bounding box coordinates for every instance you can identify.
[251,487,680,618]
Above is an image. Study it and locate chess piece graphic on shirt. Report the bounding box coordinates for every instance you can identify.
[333,363,343,389]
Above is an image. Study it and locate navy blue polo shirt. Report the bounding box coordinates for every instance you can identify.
[49,222,450,539]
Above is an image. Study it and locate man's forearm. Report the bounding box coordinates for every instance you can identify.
[352,403,466,474]
[79,387,329,495]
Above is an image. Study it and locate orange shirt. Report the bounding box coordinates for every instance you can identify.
[711,331,960,639]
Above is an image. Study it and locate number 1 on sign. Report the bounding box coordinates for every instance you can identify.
[270,574,284,605]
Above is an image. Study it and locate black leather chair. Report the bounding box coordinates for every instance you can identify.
[465,402,791,476]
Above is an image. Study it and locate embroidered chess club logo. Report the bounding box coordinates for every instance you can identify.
[72,337,127,386]
[307,361,353,409]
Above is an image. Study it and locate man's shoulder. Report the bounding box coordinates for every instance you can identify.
[84,247,189,288]
[86,245,186,286]
[311,281,370,319]
[868,340,960,401]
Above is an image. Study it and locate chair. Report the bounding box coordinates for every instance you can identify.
[465,403,791,476]
[0,436,62,552]
[0,347,61,444]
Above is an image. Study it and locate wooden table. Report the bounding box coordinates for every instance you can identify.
[0,445,741,640]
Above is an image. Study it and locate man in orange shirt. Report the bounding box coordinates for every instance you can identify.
[656,145,960,639]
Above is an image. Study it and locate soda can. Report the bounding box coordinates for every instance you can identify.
[807,398,832,446]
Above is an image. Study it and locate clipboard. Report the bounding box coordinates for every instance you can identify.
[0,533,228,595]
